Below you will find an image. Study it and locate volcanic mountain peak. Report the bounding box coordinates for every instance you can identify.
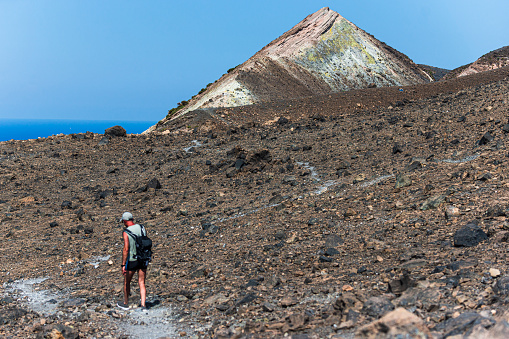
[261,7,343,58]
[444,46,509,80]
[456,46,509,77]
[152,8,430,131]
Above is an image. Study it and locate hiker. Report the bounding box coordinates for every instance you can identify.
[118,212,149,310]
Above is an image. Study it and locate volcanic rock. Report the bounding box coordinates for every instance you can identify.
[453,220,488,247]
[356,307,432,338]
[104,125,127,137]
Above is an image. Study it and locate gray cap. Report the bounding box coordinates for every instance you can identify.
[120,212,133,222]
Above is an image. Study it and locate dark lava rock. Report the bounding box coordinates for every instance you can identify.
[282,175,297,186]
[307,218,319,225]
[36,323,79,339]
[324,247,340,256]
[61,298,86,308]
[486,204,507,217]
[104,125,127,137]
[334,293,361,312]
[477,172,493,181]
[201,223,219,235]
[336,160,350,170]
[453,220,488,247]
[136,178,162,192]
[237,293,257,305]
[189,268,209,279]
[324,234,343,247]
[406,160,423,171]
[434,312,495,337]
[234,159,246,170]
[388,273,415,296]
[493,276,509,296]
[361,296,394,318]
[0,307,27,325]
[277,117,289,125]
[49,221,59,228]
[392,143,404,154]
[478,131,494,145]
[147,178,162,190]
[396,287,440,312]
[262,302,275,312]
[319,255,332,262]
[61,200,72,209]
[98,136,110,145]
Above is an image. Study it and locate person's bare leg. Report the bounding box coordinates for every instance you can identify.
[124,270,135,305]
[138,268,147,307]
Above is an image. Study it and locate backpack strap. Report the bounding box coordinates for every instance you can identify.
[124,228,137,239]
[139,224,147,236]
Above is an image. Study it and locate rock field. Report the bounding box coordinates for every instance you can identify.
[1,67,509,338]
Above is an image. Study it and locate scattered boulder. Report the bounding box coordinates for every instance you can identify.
[388,273,415,296]
[392,143,404,154]
[361,296,395,318]
[395,287,441,312]
[493,276,509,296]
[356,308,432,338]
[104,125,127,137]
[445,205,461,219]
[453,220,488,247]
[420,194,445,210]
[478,131,494,145]
[395,174,412,189]
[98,136,110,145]
[433,312,495,338]
[136,178,162,192]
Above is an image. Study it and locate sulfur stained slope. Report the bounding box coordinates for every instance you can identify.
[155,7,430,130]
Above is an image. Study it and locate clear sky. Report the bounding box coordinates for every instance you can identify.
[0,0,507,122]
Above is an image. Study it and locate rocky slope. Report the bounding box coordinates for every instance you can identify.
[443,46,509,80]
[150,7,431,133]
[1,67,509,338]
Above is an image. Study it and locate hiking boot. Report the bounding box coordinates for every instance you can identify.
[117,301,129,310]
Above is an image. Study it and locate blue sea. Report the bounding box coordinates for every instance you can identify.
[0,119,157,142]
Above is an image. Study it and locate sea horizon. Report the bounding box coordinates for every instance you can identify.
[0,118,158,142]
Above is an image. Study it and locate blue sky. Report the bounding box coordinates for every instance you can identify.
[0,0,507,122]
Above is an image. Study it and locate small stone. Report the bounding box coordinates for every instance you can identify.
[420,195,445,210]
[361,296,395,318]
[280,296,298,307]
[392,143,403,154]
[395,174,412,189]
[262,302,275,312]
[490,268,501,278]
[342,285,354,292]
[478,131,494,145]
[445,206,461,219]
